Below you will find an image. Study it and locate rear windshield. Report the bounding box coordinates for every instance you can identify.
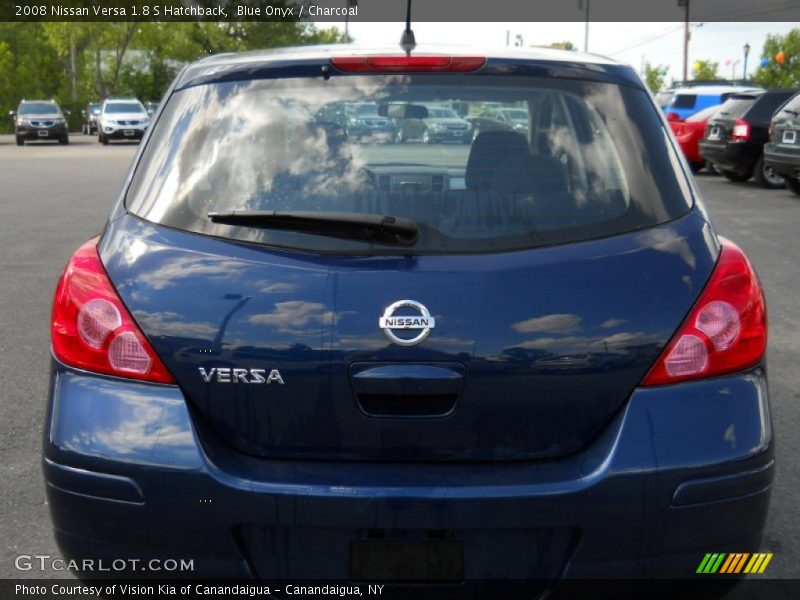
[126,75,692,255]
[105,102,144,113]
[776,93,800,118]
[19,102,59,115]
[672,94,697,109]
[718,96,758,119]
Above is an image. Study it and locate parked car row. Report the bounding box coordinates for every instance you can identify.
[9,97,158,146]
[699,89,800,192]
[313,101,528,144]
[663,84,800,195]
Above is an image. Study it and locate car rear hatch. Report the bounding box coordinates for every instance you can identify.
[102,57,716,462]
[703,94,759,145]
[102,211,716,462]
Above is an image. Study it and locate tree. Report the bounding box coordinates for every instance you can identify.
[0,21,348,133]
[692,60,720,81]
[643,63,668,93]
[752,29,800,88]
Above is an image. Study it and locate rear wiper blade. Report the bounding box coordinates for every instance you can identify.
[208,210,419,245]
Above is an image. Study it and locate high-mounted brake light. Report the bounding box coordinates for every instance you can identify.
[51,238,175,384]
[331,55,486,73]
[642,238,766,386]
[666,112,681,122]
[732,118,751,141]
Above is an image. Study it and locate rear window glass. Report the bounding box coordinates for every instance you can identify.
[776,93,800,117]
[718,96,758,119]
[672,94,697,109]
[126,75,692,255]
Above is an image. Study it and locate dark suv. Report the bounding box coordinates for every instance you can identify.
[764,91,800,196]
[9,99,69,145]
[81,102,101,135]
[699,89,797,187]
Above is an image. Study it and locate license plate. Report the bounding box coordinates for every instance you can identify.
[37,130,48,137]
[783,130,797,144]
[708,126,721,141]
[124,130,134,136]
[349,540,463,581]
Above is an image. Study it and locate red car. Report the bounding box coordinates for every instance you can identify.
[669,105,720,173]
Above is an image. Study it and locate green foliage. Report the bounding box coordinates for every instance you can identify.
[643,62,668,93]
[752,29,800,89]
[0,21,347,132]
[692,60,720,81]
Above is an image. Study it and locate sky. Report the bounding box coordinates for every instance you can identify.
[330,22,799,84]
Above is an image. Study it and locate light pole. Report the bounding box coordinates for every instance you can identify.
[578,0,590,53]
[743,42,751,80]
[678,0,690,81]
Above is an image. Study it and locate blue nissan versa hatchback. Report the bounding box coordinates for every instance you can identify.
[45,45,772,591]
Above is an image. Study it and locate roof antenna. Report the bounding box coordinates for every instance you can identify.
[400,0,416,55]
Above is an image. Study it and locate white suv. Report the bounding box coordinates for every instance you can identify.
[98,99,149,145]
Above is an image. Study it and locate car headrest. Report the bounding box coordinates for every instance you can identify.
[490,154,569,195]
[465,131,531,191]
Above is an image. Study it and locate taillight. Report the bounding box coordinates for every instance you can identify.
[331,55,486,73]
[642,239,766,386]
[51,238,175,384]
[666,112,681,122]
[732,118,751,141]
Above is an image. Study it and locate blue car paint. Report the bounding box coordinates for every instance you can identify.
[665,94,727,120]
[43,51,773,581]
[45,361,772,579]
[94,207,718,463]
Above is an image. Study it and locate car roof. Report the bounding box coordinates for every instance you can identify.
[177,43,632,89]
[173,42,653,93]
[672,85,761,95]
[759,88,800,95]
[193,43,621,69]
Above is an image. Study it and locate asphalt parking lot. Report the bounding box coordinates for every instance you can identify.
[0,134,798,586]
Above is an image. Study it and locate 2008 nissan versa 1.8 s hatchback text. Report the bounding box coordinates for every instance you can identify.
[45,45,772,591]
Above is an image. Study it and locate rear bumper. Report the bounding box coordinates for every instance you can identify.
[699,140,760,174]
[764,144,800,178]
[44,360,773,581]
